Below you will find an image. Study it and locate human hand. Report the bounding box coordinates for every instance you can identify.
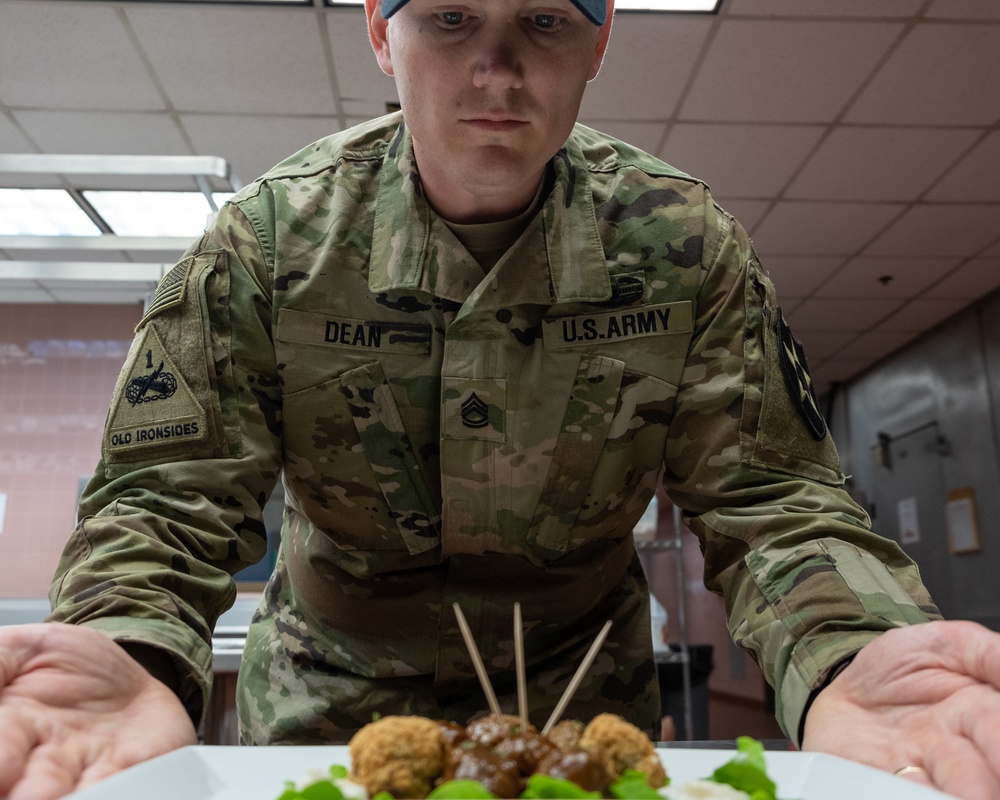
[0,623,197,800]
[802,620,1000,800]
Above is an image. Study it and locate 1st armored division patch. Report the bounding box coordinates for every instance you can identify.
[104,325,210,458]
[776,308,827,441]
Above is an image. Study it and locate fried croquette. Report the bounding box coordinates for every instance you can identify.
[348,715,446,798]
[578,713,667,788]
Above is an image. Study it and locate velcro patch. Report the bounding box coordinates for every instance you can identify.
[441,378,506,442]
[776,308,827,441]
[105,325,209,456]
[276,308,432,354]
[137,258,191,329]
[542,301,692,348]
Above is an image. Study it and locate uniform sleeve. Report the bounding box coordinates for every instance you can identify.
[47,199,282,727]
[661,203,941,745]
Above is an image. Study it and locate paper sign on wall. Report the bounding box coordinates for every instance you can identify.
[897,496,920,545]
[946,487,981,554]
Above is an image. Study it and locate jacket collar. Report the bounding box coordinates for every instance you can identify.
[368,122,611,305]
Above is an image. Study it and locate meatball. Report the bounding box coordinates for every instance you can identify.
[546,719,585,752]
[578,713,667,788]
[465,714,536,747]
[349,715,447,798]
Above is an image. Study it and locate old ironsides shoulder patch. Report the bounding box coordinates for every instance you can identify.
[776,308,827,441]
[105,325,209,457]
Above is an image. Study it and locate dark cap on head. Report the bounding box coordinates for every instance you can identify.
[381,0,607,25]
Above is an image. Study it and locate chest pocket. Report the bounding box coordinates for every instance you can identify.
[276,308,441,563]
[527,301,691,556]
[338,361,441,554]
[527,356,679,555]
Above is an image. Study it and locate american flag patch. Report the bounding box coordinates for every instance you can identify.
[138,258,191,328]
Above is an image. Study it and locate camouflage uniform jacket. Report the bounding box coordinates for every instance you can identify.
[49,113,938,746]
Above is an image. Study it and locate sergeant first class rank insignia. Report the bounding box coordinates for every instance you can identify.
[105,325,208,455]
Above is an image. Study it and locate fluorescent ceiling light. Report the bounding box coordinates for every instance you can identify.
[0,189,101,236]
[106,1,311,4]
[83,191,236,237]
[613,0,719,10]
[325,0,719,8]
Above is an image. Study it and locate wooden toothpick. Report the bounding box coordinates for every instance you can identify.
[541,620,613,735]
[453,602,504,719]
[514,602,528,730]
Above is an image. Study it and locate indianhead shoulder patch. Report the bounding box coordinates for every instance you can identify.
[776,308,827,441]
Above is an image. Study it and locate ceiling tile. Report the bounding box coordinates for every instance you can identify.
[0,114,34,153]
[782,297,903,332]
[811,357,882,385]
[341,99,396,118]
[757,255,843,296]
[679,20,902,123]
[833,330,921,363]
[712,198,772,233]
[792,329,855,361]
[925,0,1000,20]
[931,259,1000,300]
[125,6,335,115]
[846,24,1000,126]
[15,110,189,158]
[778,296,803,316]
[876,298,970,332]
[0,2,164,111]
[182,114,343,187]
[660,123,823,197]
[752,201,906,256]
[816,256,958,299]
[580,15,712,120]
[863,204,1000,258]
[786,127,981,202]
[725,0,925,17]
[925,132,1000,203]
[326,8,397,108]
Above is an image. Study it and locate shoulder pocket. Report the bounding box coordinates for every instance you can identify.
[741,261,844,485]
[103,251,233,469]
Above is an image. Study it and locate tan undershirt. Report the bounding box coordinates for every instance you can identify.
[442,175,550,272]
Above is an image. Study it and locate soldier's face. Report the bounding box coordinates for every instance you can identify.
[367,0,613,222]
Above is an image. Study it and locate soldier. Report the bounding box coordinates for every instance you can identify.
[2,0,1000,797]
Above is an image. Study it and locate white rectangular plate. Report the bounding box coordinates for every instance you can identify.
[64,745,957,800]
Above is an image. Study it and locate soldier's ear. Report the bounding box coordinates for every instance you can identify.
[588,0,615,81]
[366,0,395,76]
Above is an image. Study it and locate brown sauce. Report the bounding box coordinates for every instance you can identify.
[434,718,609,798]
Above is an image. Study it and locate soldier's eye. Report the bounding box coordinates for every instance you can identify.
[439,10,465,24]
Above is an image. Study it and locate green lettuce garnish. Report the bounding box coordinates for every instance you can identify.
[709,736,778,800]
[520,774,602,798]
[275,778,346,800]
[608,769,663,799]
[427,780,499,799]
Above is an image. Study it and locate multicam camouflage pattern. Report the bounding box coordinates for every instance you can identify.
[48,113,938,747]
